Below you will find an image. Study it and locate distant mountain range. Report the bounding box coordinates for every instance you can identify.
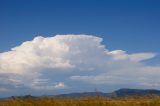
[4,88,160,99]
[55,88,160,97]
[113,88,160,96]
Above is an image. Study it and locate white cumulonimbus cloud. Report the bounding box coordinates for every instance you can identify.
[0,34,159,96]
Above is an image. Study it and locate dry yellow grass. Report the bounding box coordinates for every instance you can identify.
[0,95,160,106]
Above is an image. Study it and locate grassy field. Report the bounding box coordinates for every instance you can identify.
[0,96,160,106]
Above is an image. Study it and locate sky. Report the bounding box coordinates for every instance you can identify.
[0,0,160,97]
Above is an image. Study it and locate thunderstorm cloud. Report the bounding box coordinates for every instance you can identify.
[0,34,159,96]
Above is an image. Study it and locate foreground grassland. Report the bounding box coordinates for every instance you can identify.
[0,96,160,106]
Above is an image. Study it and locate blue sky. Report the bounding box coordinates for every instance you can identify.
[0,0,160,97]
[0,0,160,53]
